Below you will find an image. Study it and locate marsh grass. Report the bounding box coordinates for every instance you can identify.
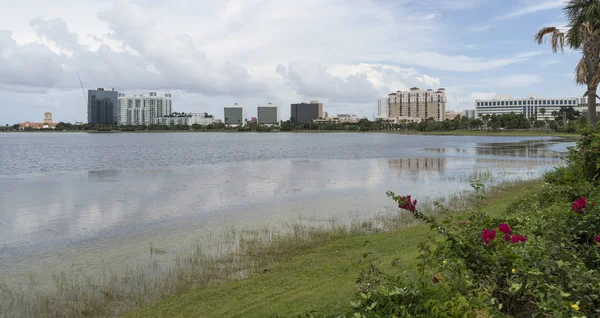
[0,177,530,317]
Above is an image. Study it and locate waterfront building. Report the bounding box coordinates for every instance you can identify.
[475,95,579,120]
[313,114,359,124]
[463,109,476,119]
[380,116,423,124]
[88,88,118,127]
[224,104,245,126]
[257,103,280,125]
[378,98,390,118]
[118,92,172,125]
[153,113,214,126]
[290,100,323,122]
[18,112,57,129]
[387,87,446,121]
[445,110,461,120]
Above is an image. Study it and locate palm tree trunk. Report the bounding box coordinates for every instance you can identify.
[587,86,597,126]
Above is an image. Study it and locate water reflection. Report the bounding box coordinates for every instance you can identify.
[388,158,447,174]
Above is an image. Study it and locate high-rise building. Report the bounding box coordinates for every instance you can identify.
[475,95,579,120]
[377,98,389,118]
[224,104,245,126]
[463,109,476,119]
[257,103,280,125]
[117,92,172,125]
[290,100,323,122]
[88,88,118,127]
[153,113,214,126]
[387,87,446,121]
[43,112,53,124]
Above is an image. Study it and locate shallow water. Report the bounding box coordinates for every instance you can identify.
[0,132,573,288]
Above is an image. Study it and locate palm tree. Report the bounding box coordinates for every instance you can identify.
[535,0,600,126]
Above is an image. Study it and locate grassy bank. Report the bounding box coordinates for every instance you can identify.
[128,181,543,318]
[388,130,579,137]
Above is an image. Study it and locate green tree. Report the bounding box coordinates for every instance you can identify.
[535,0,600,125]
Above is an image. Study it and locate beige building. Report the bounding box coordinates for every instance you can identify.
[387,87,446,121]
[19,112,57,129]
[445,110,461,120]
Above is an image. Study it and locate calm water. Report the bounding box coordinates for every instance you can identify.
[0,132,573,286]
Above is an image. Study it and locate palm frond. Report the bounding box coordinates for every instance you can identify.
[591,60,600,86]
[535,27,566,52]
[575,58,588,84]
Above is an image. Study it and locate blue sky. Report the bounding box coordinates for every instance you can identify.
[0,0,584,124]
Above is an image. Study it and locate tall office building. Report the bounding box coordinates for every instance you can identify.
[377,98,389,118]
[387,87,446,121]
[117,92,172,125]
[257,103,280,125]
[475,95,579,120]
[224,104,245,126]
[88,88,118,127]
[463,109,476,119]
[290,100,323,122]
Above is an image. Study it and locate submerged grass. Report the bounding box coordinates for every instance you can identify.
[0,178,541,317]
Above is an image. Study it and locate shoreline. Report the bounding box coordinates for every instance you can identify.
[0,130,579,138]
[126,179,543,317]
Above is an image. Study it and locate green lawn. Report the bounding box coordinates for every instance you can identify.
[127,181,542,318]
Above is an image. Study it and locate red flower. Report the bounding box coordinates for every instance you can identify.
[572,197,588,214]
[398,195,417,213]
[511,235,527,243]
[433,276,439,284]
[482,229,496,244]
[580,148,585,152]
[595,234,600,244]
[583,135,590,139]
[504,234,511,242]
[499,223,512,234]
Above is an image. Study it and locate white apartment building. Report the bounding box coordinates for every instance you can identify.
[224,104,245,126]
[257,103,280,125]
[118,92,173,125]
[475,95,579,120]
[153,113,214,126]
[387,87,446,121]
[377,98,390,118]
[313,114,359,124]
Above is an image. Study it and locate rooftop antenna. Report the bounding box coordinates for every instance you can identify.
[79,76,88,104]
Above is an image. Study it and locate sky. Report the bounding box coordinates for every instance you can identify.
[0,0,586,125]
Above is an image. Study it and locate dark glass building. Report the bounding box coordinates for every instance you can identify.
[290,100,323,122]
[88,88,118,127]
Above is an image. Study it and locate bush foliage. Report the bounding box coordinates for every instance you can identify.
[342,133,600,317]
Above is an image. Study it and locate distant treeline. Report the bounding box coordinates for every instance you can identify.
[0,106,587,133]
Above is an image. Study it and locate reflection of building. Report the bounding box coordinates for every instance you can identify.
[387,87,446,121]
[475,95,578,120]
[463,109,476,118]
[224,104,245,126]
[118,92,173,125]
[88,88,118,127]
[257,103,280,125]
[19,112,58,129]
[291,100,323,122]
[387,158,447,173]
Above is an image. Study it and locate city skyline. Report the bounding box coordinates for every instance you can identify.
[0,0,586,125]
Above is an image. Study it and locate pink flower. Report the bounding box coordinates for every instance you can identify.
[595,234,600,244]
[580,148,585,152]
[433,276,439,284]
[583,135,590,140]
[499,223,512,234]
[504,234,511,242]
[572,197,588,214]
[482,229,496,245]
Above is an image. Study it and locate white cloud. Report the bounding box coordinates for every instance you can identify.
[470,92,498,100]
[476,74,541,88]
[496,0,566,20]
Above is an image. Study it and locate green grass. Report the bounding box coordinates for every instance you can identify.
[128,181,542,318]
[389,130,579,137]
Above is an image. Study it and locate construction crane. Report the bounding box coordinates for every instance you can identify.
[79,76,87,104]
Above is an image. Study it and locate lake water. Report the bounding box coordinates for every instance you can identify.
[0,132,573,288]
